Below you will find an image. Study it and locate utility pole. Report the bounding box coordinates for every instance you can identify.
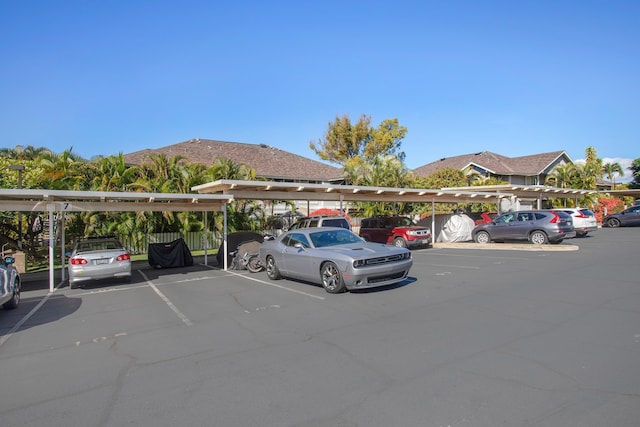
[9,164,25,249]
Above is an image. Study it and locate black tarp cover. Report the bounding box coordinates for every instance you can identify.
[216,231,264,266]
[148,238,194,268]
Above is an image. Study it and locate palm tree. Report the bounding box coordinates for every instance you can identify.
[38,148,87,190]
[545,163,577,189]
[602,162,624,190]
[0,145,51,160]
[204,157,256,181]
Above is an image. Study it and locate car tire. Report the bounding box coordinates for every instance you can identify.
[265,256,282,280]
[2,282,19,310]
[530,230,548,245]
[393,237,408,248]
[606,218,621,228]
[576,231,587,237]
[474,231,491,244]
[247,256,263,273]
[320,262,346,294]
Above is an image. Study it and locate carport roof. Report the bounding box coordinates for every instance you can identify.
[192,180,599,202]
[0,189,234,212]
[192,179,511,203]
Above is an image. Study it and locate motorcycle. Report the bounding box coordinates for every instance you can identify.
[242,251,264,273]
[229,240,265,273]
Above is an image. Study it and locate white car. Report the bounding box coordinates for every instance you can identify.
[68,237,132,288]
[0,256,20,310]
[559,208,597,237]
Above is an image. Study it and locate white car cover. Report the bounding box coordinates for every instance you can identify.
[437,213,476,242]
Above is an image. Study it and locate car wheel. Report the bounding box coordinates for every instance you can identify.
[606,218,621,228]
[320,262,346,293]
[474,231,491,244]
[530,230,548,245]
[2,281,19,310]
[576,231,587,237]
[247,256,264,273]
[265,256,282,280]
[393,237,407,248]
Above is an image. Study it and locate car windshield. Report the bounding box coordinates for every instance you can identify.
[310,229,363,248]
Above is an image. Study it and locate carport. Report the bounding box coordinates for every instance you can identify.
[192,180,600,213]
[192,179,512,238]
[192,179,603,244]
[1,182,601,292]
[0,189,234,292]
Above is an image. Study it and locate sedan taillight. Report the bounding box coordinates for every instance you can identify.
[70,257,88,265]
[116,253,131,262]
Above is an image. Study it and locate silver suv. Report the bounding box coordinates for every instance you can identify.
[473,209,575,244]
[287,215,351,231]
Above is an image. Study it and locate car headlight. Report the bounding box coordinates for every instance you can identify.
[353,259,366,268]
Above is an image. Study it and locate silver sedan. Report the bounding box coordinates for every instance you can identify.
[259,227,413,293]
[68,237,132,288]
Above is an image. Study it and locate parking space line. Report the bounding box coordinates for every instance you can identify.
[139,271,193,326]
[202,264,326,300]
[0,291,54,347]
[226,270,326,300]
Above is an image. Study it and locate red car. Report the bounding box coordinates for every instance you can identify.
[359,216,431,248]
[471,212,498,225]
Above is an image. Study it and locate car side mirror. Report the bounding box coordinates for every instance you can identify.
[4,256,15,264]
[294,243,305,249]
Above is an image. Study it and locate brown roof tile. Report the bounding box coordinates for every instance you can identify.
[124,139,343,182]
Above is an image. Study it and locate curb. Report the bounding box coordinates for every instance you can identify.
[432,242,579,251]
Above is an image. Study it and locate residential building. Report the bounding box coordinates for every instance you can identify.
[412,150,573,186]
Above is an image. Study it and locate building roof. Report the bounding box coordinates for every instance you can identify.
[124,138,343,182]
[412,150,571,177]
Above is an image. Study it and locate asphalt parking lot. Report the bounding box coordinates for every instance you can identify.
[1,228,639,427]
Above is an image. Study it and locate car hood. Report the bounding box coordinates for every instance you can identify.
[317,243,408,257]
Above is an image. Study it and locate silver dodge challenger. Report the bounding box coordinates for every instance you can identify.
[259,227,413,293]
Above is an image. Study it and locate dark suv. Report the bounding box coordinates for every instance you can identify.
[287,215,351,231]
[359,216,431,248]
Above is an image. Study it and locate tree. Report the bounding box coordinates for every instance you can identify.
[602,162,624,190]
[310,114,407,167]
[629,158,640,189]
[545,163,576,189]
[38,147,87,190]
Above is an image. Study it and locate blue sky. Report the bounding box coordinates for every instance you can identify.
[1,1,638,181]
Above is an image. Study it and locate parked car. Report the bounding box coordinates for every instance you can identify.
[0,255,20,310]
[359,216,431,248]
[472,210,575,244]
[603,205,640,228]
[259,227,412,293]
[68,236,132,288]
[558,208,597,237]
[287,215,351,231]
